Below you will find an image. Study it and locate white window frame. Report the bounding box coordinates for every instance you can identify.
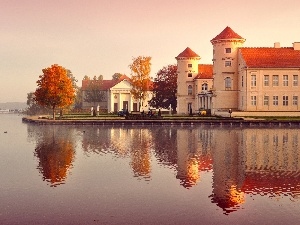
[293,75,298,86]
[251,75,257,87]
[273,75,279,86]
[264,96,269,106]
[251,96,257,106]
[273,96,278,106]
[283,96,288,106]
[264,75,269,86]
[283,75,288,86]
[293,96,298,105]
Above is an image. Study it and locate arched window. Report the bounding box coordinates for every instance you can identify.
[202,83,208,91]
[188,85,193,95]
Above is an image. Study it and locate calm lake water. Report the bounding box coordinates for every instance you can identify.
[1,114,300,225]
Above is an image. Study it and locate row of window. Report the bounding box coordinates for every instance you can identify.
[251,74,299,87]
[187,84,208,95]
[250,95,298,106]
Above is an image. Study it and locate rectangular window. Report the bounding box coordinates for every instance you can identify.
[225,61,231,67]
[264,75,269,86]
[188,64,192,68]
[293,96,298,105]
[188,85,193,95]
[251,96,257,106]
[225,48,231,53]
[264,96,269,106]
[241,76,244,87]
[273,75,279,86]
[283,96,288,106]
[251,75,256,87]
[225,77,231,90]
[293,75,298,86]
[283,75,288,86]
[273,96,278,106]
[188,73,192,77]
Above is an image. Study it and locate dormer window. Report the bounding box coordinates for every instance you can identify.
[225,48,231,53]
[188,64,192,68]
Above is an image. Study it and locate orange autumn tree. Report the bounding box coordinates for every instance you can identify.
[129,56,152,111]
[34,64,76,120]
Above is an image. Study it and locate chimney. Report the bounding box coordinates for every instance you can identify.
[293,42,300,50]
[274,42,280,48]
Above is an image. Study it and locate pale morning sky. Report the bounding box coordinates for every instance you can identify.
[1,0,300,103]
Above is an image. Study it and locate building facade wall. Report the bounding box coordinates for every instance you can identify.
[177,57,200,114]
[211,40,244,113]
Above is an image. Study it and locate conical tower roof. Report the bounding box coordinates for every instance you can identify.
[210,26,245,43]
[176,47,200,59]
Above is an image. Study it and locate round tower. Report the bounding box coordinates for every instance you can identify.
[210,26,245,114]
[175,47,200,114]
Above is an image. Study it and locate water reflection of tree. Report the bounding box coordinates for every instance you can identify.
[129,129,152,179]
[151,127,178,166]
[80,126,153,180]
[28,125,76,187]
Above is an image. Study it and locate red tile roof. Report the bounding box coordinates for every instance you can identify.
[211,26,245,42]
[81,75,131,91]
[176,47,200,58]
[194,64,213,79]
[240,47,300,68]
[81,75,154,91]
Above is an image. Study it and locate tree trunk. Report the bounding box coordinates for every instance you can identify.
[52,106,56,120]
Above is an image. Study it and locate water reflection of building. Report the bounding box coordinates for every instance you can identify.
[240,129,300,198]
[176,128,213,189]
[210,128,300,214]
[210,129,245,214]
[81,127,153,180]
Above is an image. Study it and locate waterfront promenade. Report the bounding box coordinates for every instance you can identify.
[22,116,300,127]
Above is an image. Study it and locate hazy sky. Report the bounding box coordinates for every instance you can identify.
[1,0,300,103]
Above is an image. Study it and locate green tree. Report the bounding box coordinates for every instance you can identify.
[26,92,50,115]
[129,56,152,110]
[112,73,123,80]
[34,64,76,120]
[74,87,83,109]
[83,76,105,107]
[149,64,177,112]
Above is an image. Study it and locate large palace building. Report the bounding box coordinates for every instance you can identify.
[176,26,300,116]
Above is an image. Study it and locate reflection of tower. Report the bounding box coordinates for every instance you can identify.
[176,128,214,189]
[176,129,200,188]
[210,129,245,214]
